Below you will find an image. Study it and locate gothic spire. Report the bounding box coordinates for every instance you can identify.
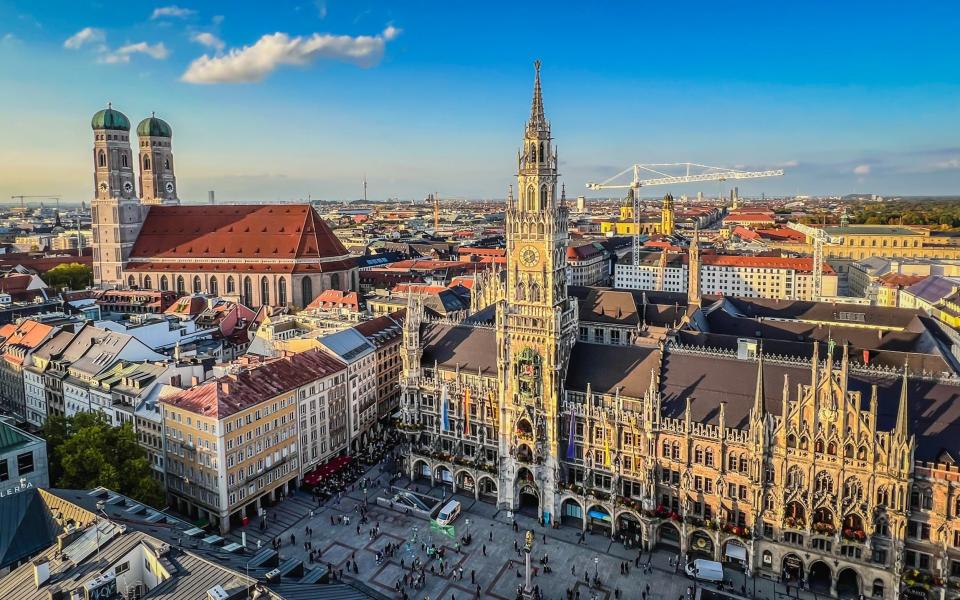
[687,224,701,306]
[752,345,765,421]
[526,60,548,136]
[895,362,910,440]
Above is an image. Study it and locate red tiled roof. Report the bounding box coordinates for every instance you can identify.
[161,349,347,419]
[699,254,834,274]
[305,290,361,312]
[128,204,354,266]
[878,273,927,288]
[393,283,448,294]
[0,274,41,295]
[448,276,476,289]
[458,247,506,257]
[566,244,602,260]
[731,226,760,241]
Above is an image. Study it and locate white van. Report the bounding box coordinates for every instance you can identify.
[436,500,462,526]
[685,559,724,582]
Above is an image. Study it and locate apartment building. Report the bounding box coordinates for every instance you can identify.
[315,328,377,452]
[614,251,838,300]
[0,320,55,425]
[354,312,404,422]
[160,350,345,534]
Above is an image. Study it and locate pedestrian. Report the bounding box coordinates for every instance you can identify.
[482,544,487,556]
[489,530,493,541]
[571,565,576,576]
[471,570,475,584]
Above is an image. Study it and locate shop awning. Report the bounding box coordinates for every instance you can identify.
[724,542,747,561]
[183,527,204,537]
[587,510,611,522]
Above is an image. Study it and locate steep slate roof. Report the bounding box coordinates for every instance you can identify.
[127,204,355,273]
[0,489,62,570]
[658,349,960,462]
[567,343,660,398]
[420,323,497,376]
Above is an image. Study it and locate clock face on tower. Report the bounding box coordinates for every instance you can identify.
[165,182,174,193]
[519,245,540,268]
[98,182,108,192]
[123,181,133,193]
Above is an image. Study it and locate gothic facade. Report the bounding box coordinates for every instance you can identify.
[398,64,960,600]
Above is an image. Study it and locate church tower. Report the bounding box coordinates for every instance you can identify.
[90,105,145,288]
[137,114,179,205]
[687,224,701,305]
[497,62,578,520]
[661,193,676,236]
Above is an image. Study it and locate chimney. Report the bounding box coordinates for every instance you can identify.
[863,349,870,364]
[170,374,182,388]
[33,558,50,588]
[220,380,230,394]
[208,190,215,205]
[191,375,199,387]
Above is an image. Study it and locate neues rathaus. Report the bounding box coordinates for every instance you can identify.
[399,63,960,600]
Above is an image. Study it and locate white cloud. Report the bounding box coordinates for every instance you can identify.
[100,42,169,64]
[64,27,105,49]
[181,25,400,84]
[191,32,224,52]
[315,0,328,18]
[151,5,195,19]
[932,158,960,171]
[1,33,18,44]
[853,164,871,175]
[778,160,800,168]
[212,15,224,25]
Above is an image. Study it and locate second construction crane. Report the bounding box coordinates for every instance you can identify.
[586,163,784,266]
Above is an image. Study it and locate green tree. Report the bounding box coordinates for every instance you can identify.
[42,412,165,508]
[41,262,92,290]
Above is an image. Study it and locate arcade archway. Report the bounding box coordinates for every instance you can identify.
[586,504,612,534]
[837,568,860,599]
[656,522,681,549]
[781,553,804,582]
[808,561,832,594]
[561,498,584,528]
[435,465,453,487]
[689,530,714,559]
[456,471,475,494]
[616,511,643,548]
[477,476,498,504]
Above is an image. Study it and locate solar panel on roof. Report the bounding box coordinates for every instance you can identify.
[62,521,122,565]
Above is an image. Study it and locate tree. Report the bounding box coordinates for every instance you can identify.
[42,412,165,508]
[41,262,92,290]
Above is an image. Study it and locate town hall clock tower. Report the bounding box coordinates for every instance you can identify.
[497,62,578,521]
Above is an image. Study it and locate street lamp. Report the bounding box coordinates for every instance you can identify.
[594,555,599,578]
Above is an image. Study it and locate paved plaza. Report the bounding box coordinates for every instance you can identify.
[218,459,841,600]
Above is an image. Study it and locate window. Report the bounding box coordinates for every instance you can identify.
[0,459,7,482]
[260,277,270,306]
[908,521,930,541]
[278,278,287,306]
[209,277,218,296]
[16,452,33,475]
[193,276,202,294]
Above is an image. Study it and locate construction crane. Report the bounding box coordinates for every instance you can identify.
[10,195,61,210]
[586,163,784,266]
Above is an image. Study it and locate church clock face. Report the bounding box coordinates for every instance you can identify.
[519,245,540,268]
[165,182,175,193]
[123,181,133,193]
[98,182,108,193]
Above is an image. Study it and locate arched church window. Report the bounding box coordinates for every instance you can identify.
[144,156,151,170]
[160,276,168,291]
[827,441,837,455]
[301,277,313,305]
[98,151,106,167]
[662,441,671,457]
[537,223,544,236]
[857,446,867,460]
[209,277,218,296]
[278,278,287,306]
[260,277,270,306]
[786,465,804,490]
[540,184,548,207]
[705,448,714,467]
[243,276,253,304]
[127,275,136,288]
[143,275,152,290]
[330,273,340,290]
[176,276,185,294]
[845,444,854,459]
[226,276,235,294]
[672,442,680,459]
[787,434,797,448]
[529,282,540,302]
[538,142,544,163]
[530,143,536,163]
[164,158,170,170]
[192,276,201,294]
[121,154,128,168]
[526,185,535,211]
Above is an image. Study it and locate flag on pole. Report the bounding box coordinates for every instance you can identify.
[604,427,611,467]
[463,388,469,435]
[441,384,450,432]
[566,410,576,460]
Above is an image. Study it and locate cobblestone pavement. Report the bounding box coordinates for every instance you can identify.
[219,459,842,600]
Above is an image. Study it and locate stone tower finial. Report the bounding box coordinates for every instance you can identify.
[895,361,910,440]
[687,224,701,306]
[527,60,547,134]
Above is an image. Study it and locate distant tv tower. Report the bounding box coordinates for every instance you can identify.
[363,175,368,202]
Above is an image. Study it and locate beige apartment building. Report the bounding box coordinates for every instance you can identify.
[160,350,345,533]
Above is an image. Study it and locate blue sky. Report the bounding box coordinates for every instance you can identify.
[1,1,959,203]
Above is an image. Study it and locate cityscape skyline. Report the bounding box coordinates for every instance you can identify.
[1,1,959,203]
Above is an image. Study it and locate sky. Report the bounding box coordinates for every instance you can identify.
[0,1,959,204]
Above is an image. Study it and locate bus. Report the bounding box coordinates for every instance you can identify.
[436,500,462,526]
